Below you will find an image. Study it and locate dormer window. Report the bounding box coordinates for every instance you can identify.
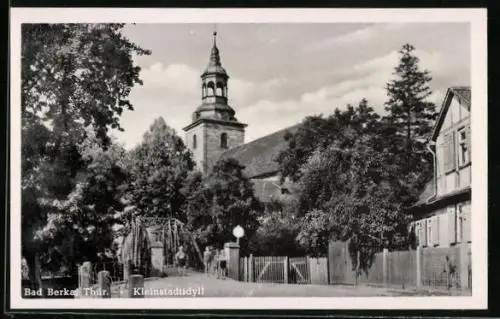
[220,133,228,149]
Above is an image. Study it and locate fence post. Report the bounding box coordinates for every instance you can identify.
[284,256,289,284]
[249,254,254,283]
[78,261,91,298]
[459,243,470,290]
[97,270,111,298]
[416,246,422,288]
[382,248,388,287]
[224,242,240,281]
[243,257,248,282]
[128,274,144,298]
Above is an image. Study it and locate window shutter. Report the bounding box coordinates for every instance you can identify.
[463,206,471,242]
[422,219,428,247]
[415,222,420,246]
[432,216,439,246]
[443,132,456,172]
[448,207,457,245]
[466,125,471,163]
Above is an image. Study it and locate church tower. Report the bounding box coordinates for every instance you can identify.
[183,31,247,173]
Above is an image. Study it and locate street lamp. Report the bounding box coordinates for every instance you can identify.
[232,225,245,246]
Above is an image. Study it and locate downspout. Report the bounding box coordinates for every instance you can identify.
[426,141,437,203]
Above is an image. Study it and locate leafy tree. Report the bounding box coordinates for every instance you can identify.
[277,98,380,182]
[186,158,263,254]
[247,197,305,257]
[38,139,129,275]
[384,44,437,199]
[128,117,195,220]
[21,23,150,289]
[296,135,412,272]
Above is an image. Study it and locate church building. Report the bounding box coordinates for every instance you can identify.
[183,32,298,202]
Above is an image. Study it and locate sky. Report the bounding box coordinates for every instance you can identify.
[112,23,470,149]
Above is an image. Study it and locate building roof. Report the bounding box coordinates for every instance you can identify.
[219,124,301,179]
[412,180,436,207]
[431,86,471,141]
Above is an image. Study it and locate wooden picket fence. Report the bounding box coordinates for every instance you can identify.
[239,255,328,285]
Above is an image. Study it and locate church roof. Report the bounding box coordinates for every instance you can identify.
[196,101,235,115]
[220,124,301,179]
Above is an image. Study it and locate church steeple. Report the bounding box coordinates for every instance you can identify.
[195,30,236,122]
[183,30,247,174]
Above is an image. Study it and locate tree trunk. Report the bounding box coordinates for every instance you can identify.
[190,234,204,266]
[407,107,412,175]
[25,252,43,295]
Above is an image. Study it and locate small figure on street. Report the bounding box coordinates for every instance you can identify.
[175,246,188,276]
[218,249,227,280]
[210,246,218,276]
[203,246,212,276]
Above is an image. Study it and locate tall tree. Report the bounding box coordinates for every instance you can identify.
[128,117,195,220]
[384,44,437,199]
[277,99,380,183]
[186,158,263,254]
[39,138,129,275]
[21,23,150,289]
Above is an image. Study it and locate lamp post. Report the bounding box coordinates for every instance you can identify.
[232,225,245,246]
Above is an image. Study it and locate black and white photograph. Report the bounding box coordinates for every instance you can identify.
[10,8,487,310]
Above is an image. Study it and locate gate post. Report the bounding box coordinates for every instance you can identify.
[249,254,254,282]
[150,241,165,277]
[284,256,289,284]
[128,274,144,298]
[243,257,248,282]
[416,245,422,287]
[224,242,240,281]
[97,270,111,298]
[382,248,388,286]
[78,261,91,298]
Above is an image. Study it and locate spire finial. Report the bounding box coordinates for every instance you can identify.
[213,24,217,46]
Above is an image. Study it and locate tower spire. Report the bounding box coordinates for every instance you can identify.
[213,24,217,46]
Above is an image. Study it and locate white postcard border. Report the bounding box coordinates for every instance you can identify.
[9,8,488,310]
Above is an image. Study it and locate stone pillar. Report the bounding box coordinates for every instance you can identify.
[248,254,254,282]
[97,270,111,298]
[224,242,240,281]
[128,274,144,298]
[78,261,91,298]
[150,241,165,277]
[123,260,130,282]
[243,257,249,282]
[416,246,422,288]
[382,248,388,286]
[284,256,289,284]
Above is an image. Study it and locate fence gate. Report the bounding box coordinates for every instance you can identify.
[253,256,287,283]
[289,257,310,284]
[328,241,357,285]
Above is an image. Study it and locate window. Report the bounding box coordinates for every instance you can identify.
[220,133,228,149]
[207,81,215,96]
[457,127,470,166]
[193,134,197,149]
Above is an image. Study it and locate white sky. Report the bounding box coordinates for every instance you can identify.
[112,23,470,149]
